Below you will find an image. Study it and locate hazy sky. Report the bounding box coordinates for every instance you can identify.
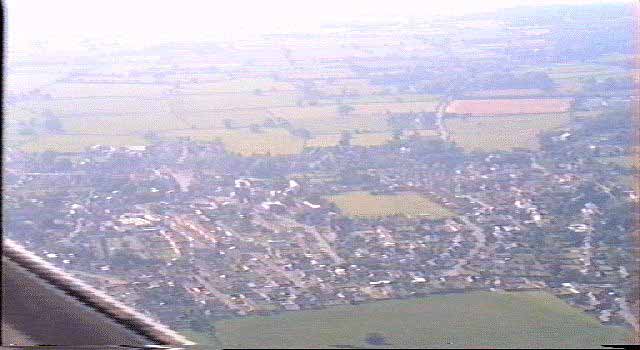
[5,0,633,49]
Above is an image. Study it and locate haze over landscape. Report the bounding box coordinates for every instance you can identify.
[3,0,639,348]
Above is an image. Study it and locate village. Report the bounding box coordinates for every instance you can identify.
[4,105,638,333]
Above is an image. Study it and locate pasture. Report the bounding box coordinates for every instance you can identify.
[210,291,635,349]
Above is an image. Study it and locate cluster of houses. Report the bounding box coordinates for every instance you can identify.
[4,131,638,332]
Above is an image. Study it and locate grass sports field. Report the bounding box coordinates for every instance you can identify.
[445,113,570,152]
[203,291,635,349]
[325,191,455,219]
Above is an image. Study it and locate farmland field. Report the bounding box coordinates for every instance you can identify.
[282,113,391,134]
[325,191,455,219]
[446,99,571,116]
[178,92,298,110]
[445,113,570,152]
[40,83,171,98]
[178,109,273,130]
[16,97,174,117]
[351,132,393,147]
[161,129,305,156]
[61,115,188,134]
[465,88,546,97]
[209,291,635,349]
[17,134,149,153]
[305,134,342,148]
[176,78,296,93]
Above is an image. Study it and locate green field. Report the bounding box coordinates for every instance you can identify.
[198,291,635,349]
[325,191,455,219]
[445,113,570,152]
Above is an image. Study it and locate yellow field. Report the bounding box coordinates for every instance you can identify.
[325,191,456,219]
[351,132,392,147]
[179,109,272,130]
[292,115,390,134]
[178,92,298,110]
[445,113,570,152]
[62,115,188,134]
[332,94,440,105]
[352,101,438,115]
[177,78,296,93]
[465,89,546,97]
[161,129,305,156]
[305,134,341,148]
[40,83,171,98]
[17,134,149,152]
[17,98,174,117]
[314,79,386,96]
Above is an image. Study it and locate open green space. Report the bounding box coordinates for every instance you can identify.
[206,291,634,349]
[445,113,570,152]
[325,191,455,219]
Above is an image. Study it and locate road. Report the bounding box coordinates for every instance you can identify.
[173,215,218,246]
[444,216,487,277]
[255,214,344,265]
